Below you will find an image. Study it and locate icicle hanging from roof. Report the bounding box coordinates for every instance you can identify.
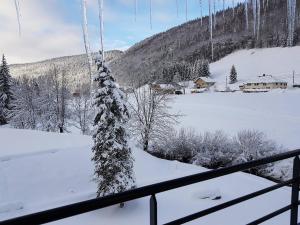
[232,0,235,17]
[252,0,257,36]
[81,0,93,80]
[176,0,179,17]
[199,0,203,26]
[245,0,249,31]
[223,0,225,18]
[149,0,152,29]
[208,0,214,60]
[223,0,225,19]
[14,0,21,36]
[287,0,297,46]
[185,0,188,21]
[98,0,105,62]
[135,0,137,21]
[213,0,216,29]
[257,0,261,40]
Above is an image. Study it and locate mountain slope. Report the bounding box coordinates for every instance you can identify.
[9,50,123,89]
[110,0,300,85]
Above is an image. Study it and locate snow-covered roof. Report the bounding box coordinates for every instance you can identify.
[244,75,287,84]
[195,77,216,83]
[152,81,182,89]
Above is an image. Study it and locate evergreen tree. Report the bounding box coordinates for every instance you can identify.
[229,65,238,84]
[92,53,135,198]
[0,55,14,125]
[200,60,210,77]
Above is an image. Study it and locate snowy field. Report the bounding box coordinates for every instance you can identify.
[172,89,300,149]
[0,127,298,225]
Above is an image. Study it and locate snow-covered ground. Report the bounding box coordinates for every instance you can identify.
[0,128,298,225]
[1,47,300,224]
[209,46,300,89]
[171,89,300,149]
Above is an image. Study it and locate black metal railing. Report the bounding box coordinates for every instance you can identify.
[1,149,300,225]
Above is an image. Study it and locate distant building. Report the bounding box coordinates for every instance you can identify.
[194,77,216,89]
[239,75,287,91]
[151,82,182,94]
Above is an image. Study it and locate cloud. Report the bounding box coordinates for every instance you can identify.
[0,0,84,64]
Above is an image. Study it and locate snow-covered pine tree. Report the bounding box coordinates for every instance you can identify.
[92,53,135,198]
[200,60,210,77]
[0,55,14,125]
[229,65,237,84]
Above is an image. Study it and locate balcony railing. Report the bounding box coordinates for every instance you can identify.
[1,149,300,225]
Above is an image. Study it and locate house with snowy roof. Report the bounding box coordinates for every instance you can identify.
[194,77,216,89]
[239,74,287,91]
[150,81,183,94]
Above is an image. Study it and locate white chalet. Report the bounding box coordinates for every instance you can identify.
[239,74,287,91]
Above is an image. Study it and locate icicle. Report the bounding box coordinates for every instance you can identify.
[257,0,261,40]
[81,0,93,80]
[185,0,188,21]
[208,0,214,60]
[223,0,225,18]
[213,0,216,29]
[232,0,235,17]
[14,0,21,36]
[149,0,152,29]
[287,0,297,46]
[176,0,179,18]
[134,0,137,22]
[199,0,203,26]
[252,0,257,37]
[245,0,249,31]
[98,0,105,62]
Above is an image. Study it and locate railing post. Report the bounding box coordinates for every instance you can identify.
[150,194,157,225]
[290,156,300,225]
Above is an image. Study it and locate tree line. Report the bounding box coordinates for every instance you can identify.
[0,54,93,134]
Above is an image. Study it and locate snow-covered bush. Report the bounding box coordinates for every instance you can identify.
[232,130,280,174]
[152,128,286,180]
[192,130,236,169]
[152,128,200,162]
[232,130,279,164]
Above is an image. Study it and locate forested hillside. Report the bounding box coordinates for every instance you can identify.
[110,0,300,85]
[9,50,122,90]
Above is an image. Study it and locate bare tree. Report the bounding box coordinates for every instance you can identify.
[50,66,70,133]
[71,83,92,134]
[129,85,180,152]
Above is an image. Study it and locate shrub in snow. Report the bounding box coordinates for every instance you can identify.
[152,128,199,162]
[92,54,135,197]
[152,128,286,181]
[192,130,236,169]
[232,130,278,163]
[232,130,279,175]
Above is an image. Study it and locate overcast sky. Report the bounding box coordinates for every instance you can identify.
[0,0,236,64]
